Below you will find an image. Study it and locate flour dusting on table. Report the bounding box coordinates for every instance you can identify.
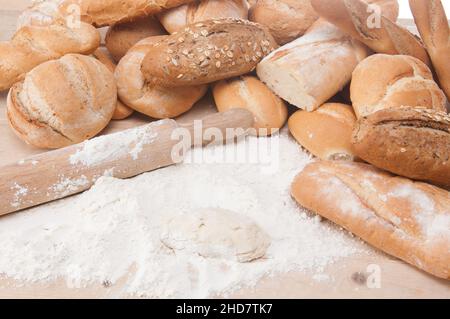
[0,132,367,298]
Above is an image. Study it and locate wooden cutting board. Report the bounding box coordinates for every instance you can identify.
[0,1,449,299]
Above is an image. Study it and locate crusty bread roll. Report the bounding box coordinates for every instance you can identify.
[115,36,207,119]
[409,0,450,101]
[288,103,356,161]
[212,76,288,136]
[57,0,196,27]
[92,48,134,120]
[105,17,167,62]
[6,54,117,149]
[352,107,450,187]
[257,20,369,111]
[311,0,431,65]
[291,160,450,280]
[0,22,100,91]
[17,0,62,29]
[141,18,277,87]
[350,54,447,118]
[249,0,319,45]
[158,0,249,34]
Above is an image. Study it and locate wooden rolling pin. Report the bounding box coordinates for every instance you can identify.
[0,109,254,216]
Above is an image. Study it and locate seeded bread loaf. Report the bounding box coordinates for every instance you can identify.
[141,18,278,87]
[409,0,450,101]
[7,54,117,149]
[352,107,450,187]
[291,160,450,279]
[350,54,448,118]
[158,0,249,34]
[115,36,208,119]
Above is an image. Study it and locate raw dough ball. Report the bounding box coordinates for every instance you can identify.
[160,208,270,262]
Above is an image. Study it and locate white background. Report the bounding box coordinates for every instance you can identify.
[399,0,450,18]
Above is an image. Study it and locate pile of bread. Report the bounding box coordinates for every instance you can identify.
[0,0,449,280]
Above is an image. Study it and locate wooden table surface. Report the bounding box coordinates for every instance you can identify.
[0,1,449,299]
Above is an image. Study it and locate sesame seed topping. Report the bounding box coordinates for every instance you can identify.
[177,74,184,79]
[178,37,184,43]
[216,61,221,68]
[200,30,208,36]
[227,51,233,58]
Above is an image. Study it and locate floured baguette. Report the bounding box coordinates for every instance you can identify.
[291,161,450,279]
[409,0,450,101]
[257,20,369,111]
[310,0,431,66]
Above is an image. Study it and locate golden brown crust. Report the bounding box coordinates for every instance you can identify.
[310,0,431,65]
[352,107,450,187]
[291,160,450,279]
[212,75,288,136]
[0,22,100,91]
[115,36,208,119]
[141,18,278,87]
[158,0,249,34]
[6,54,117,149]
[288,103,356,160]
[249,0,319,45]
[409,0,450,101]
[105,17,167,62]
[350,54,447,118]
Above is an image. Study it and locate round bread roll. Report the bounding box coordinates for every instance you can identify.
[158,0,249,34]
[213,76,288,136]
[105,17,167,62]
[289,103,357,161]
[351,54,448,119]
[249,0,319,45]
[115,36,208,119]
[7,54,117,149]
[160,208,270,263]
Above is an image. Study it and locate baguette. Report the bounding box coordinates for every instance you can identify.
[352,107,450,188]
[158,0,249,34]
[141,18,278,87]
[7,54,117,149]
[409,0,450,101]
[92,48,134,120]
[310,0,431,65]
[115,36,208,119]
[0,22,100,91]
[291,161,450,279]
[350,54,447,118]
[257,20,369,111]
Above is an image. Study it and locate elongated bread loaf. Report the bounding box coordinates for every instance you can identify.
[158,0,249,34]
[409,0,450,101]
[0,22,100,91]
[257,20,369,111]
[311,0,431,65]
[7,54,117,149]
[141,18,277,87]
[291,161,450,279]
[115,36,208,119]
[352,107,450,188]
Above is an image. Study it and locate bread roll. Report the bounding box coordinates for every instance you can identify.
[288,103,356,161]
[141,18,277,87]
[0,22,100,91]
[158,0,249,34]
[249,0,319,45]
[351,54,447,118]
[291,160,450,280]
[7,54,117,149]
[105,17,167,62]
[409,0,450,101]
[92,48,134,120]
[213,76,288,136]
[310,0,431,65]
[352,107,450,187]
[115,36,208,119]
[17,0,62,29]
[257,20,369,111]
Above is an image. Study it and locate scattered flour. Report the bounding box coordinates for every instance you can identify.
[0,132,367,298]
[10,183,29,208]
[50,175,89,197]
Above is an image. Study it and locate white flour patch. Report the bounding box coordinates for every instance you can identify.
[50,175,90,197]
[0,132,368,298]
[10,183,29,208]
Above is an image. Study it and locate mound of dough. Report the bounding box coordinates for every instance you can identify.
[160,208,270,262]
